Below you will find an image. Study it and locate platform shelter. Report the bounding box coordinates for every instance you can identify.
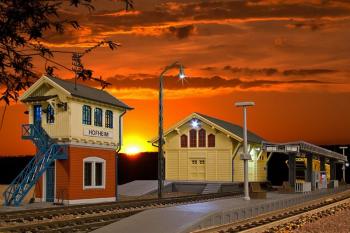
[263,141,347,191]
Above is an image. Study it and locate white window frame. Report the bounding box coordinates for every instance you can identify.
[83,157,106,189]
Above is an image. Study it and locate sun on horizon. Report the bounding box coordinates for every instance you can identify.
[121,134,156,155]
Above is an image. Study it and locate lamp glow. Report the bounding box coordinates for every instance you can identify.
[191,119,200,129]
[179,64,186,79]
[346,162,349,167]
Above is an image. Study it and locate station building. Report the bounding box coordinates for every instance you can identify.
[155,113,347,191]
[4,75,132,206]
[155,112,268,183]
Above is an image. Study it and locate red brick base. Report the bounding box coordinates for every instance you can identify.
[35,145,116,204]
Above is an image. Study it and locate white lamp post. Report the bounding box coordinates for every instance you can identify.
[235,101,255,201]
[158,61,186,199]
[340,146,348,183]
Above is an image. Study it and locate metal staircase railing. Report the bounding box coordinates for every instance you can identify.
[3,124,67,206]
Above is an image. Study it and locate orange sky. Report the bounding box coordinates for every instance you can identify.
[1,0,350,155]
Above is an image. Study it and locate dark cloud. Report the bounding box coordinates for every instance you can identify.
[168,25,195,39]
[101,74,334,90]
[287,20,326,31]
[222,66,337,77]
[200,66,217,71]
[282,69,337,76]
[47,0,350,44]
[223,66,279,76]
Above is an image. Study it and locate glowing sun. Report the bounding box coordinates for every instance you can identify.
[125,146,141,155]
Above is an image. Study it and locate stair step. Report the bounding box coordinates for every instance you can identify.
[3,124,66,206]
[201,183,221,194]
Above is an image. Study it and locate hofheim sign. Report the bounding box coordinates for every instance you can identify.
[84,128,113,138]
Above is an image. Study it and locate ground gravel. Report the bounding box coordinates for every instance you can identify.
[292,207,350,233]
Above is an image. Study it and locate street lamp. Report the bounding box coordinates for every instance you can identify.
[235,101,255,201]
[158,61,186,199]
[340,146,348,183]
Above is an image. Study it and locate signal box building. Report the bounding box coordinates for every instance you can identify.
[155,113,268,183]
[4,75,132,206]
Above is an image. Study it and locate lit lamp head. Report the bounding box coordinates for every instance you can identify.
[346,162,349,167]
[178,64,186,80]
[191,119,200,129]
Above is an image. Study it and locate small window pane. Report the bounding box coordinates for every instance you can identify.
[46,105,54,124]
[105,110,113,128]
[95,162,103,186]
[84,162,92,186]
[181,135,188,147]
[199,129,206,147]
[208,134,215,147]
[190,129,197,147]
[82,105,91,125]
[94,108,103,127]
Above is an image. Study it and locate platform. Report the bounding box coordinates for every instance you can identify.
[93,187,348,233]
[118,180,173,197]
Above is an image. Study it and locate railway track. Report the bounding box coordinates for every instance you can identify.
[0,192,242,233]
[193,189,350,233]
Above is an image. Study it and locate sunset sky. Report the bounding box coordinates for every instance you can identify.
[1,0,350,155]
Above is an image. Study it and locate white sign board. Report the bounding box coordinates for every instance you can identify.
[84,128,113,138]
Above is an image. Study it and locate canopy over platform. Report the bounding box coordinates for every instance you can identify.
[262,141,347,162]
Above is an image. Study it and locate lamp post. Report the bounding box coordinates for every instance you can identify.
[158,61,186,199]
[340,146,348,183]
[235,101,255,201]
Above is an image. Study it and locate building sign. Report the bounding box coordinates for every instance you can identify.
[84,128,113,138]
[265,145,299,153]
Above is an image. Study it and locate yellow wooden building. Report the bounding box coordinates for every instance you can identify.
[20,75,131,148]
[153,113,268,183]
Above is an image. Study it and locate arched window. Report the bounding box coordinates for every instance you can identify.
[208,134,215,147]
[105,110,113,128]
[94,108,103,127]
[82,105,91,125]
[180,134,188,147]
[198,129,206,147]
[189,129,197,147]
[46,104,55,124]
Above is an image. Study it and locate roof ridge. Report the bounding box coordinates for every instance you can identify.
[47,75,110,94]
[195,112,241,127]
[194,112,264,143]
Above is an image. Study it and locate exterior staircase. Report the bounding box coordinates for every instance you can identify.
[201,183,221,194]
[3,123,67,206]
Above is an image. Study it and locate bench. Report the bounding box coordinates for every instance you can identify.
[249,182,267,199]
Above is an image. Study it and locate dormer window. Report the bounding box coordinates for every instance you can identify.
[82,105,91,125]
[198,129,206,147]
[94,108,103,127]
[105,110,113,128]
[181,134,188,147]
[46,104,54,124]
[208,134,215,147]
[190,129,197,147]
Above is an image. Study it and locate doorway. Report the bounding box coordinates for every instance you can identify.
[46,162,55,202]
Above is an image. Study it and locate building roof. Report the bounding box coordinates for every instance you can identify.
[195,113,264,143]
[262,141,347,162]
[150,112,264,144]
[45,76,133,109]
